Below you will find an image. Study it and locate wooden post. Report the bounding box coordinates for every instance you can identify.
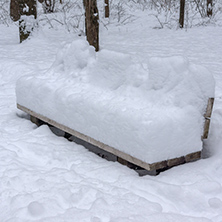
[104,0,109,18]
[84,0,99,51]
[30,115,44,126]
[207,0,213,17]
[203,98,214,139]
[179,0,185,28]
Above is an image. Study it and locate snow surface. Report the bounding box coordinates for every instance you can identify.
[16,39,215,163]
[1,12,222,222]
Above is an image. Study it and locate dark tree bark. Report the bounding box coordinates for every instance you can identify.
[83,0,86,8]
[10,0,37,21]
[83,0,87,36]
[18,0,37,43]
[207,0,213,17]
[10,0,43,43]
[104,0,109,18]
[179,0,185,28]
[10,0,20,22]
[84,0,99,51]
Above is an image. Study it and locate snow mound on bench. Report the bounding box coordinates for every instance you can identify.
[16,39,215,163]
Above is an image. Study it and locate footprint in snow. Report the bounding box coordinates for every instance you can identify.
[28,201,45,217]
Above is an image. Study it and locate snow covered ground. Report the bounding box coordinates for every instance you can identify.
[1,12,222,221]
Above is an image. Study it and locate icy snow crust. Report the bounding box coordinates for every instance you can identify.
[16,39,215,163]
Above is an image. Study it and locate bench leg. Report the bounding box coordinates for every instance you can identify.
[30,115,44,126]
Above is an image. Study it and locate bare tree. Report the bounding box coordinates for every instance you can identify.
[10,0,43,42]
[84,0,99,51]
[207,0,213,17]
[105,0,109,18]
[83,0,87,35]
[179,0,185,28]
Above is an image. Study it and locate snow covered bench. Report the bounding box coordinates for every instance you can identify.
[16,40,215,172]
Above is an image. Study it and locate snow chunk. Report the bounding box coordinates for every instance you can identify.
[51,39,96,78]
[148,56,215,110]
[148,56,187,91]
[89,49,149,91]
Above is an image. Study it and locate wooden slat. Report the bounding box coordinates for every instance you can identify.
[185,151,201,162]
[167,156,185,167]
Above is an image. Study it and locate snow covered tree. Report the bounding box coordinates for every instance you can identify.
[10,0,43,43]
[84,0,99,51]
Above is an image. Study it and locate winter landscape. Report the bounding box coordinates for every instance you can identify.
[1,0,222,221]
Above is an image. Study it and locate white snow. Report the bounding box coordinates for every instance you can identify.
[16,39,215,163]
[20,15,37,33]
[1,8,222,222]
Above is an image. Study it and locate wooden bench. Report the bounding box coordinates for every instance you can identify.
[17,97,214,174]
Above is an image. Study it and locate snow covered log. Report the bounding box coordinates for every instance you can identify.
[16,39,215,172]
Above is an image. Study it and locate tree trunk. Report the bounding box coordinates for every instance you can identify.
[179,0,185,28]
[10,0,20,22]
[18,0,37,43]
[83,0,87,36]
[10,0,44,42]
[207,0,213,17]
[84,0,99,51]
[105,0,109,18]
